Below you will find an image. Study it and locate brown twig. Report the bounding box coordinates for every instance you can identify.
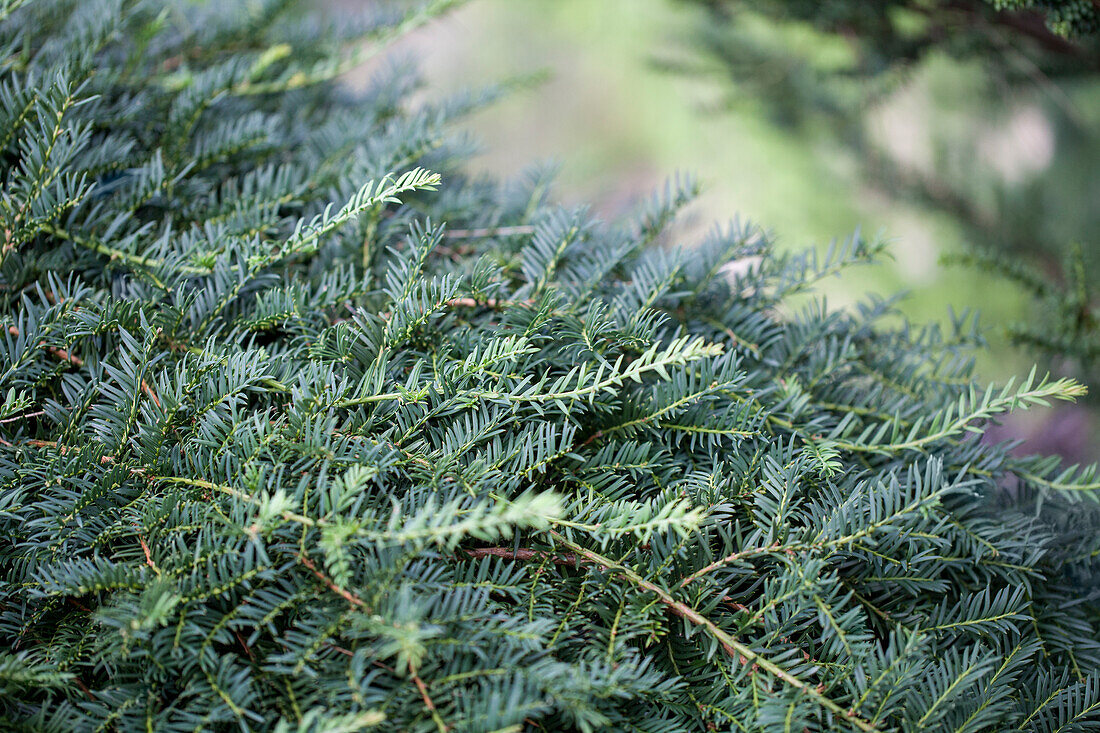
[67,597,93,613]
[579,429,604,447]
[73,675,96,701]
[143,380,162,408]
[445,297,501,309]
[444,225,535,239]
[433,243,474,261]
[326,642,354,658]
[0,409,44,425]
[234,629,256,662]
[21,440,126,468]
[26,439,61,449]
[462,547,578,565]
[298,555,367,609]
[8,325,83,367]
[411,667,448,733]
[138,536,159,574]
[5,326,161,406]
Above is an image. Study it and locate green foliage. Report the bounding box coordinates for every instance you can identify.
[2,1,1100,731]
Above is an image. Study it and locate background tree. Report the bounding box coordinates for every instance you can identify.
[670,0,1100,388]
[3,1,1100,731]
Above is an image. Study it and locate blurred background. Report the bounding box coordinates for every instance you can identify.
[335,0,1100,460]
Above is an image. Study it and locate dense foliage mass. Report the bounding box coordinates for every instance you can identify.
[3,1,1100,731]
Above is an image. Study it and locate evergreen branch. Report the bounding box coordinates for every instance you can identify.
[461,547,579,565]
[40,223,213,275]
[258,168,441,269]
[913,649,995,728]
[678,475,950,588]
[546,531,881,733]
[599,380,731,438]
[336,336,722,408]
[1013,462,1100,493]
[659,423,757,437]
[156,476,318,526]
[677,544,779,588]
[831,369,1086,454]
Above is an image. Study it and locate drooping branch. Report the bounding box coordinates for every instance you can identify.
[462,547,579,565]
[511,531,883,733]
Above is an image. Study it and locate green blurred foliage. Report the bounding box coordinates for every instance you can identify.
[669,0,1100,385]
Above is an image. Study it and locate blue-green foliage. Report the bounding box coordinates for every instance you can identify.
[2,1,1100,731]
